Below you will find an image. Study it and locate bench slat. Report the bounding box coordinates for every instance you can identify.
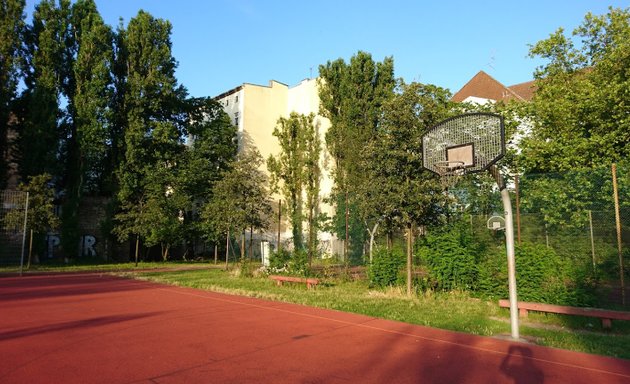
[498,299,630,321]
[269,275,319,288]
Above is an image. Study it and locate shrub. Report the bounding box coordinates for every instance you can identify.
[268,248,310,276]
[368,247,406,288]
[269,249,292,271]
[477,242,597,306]
[417,224,478,291]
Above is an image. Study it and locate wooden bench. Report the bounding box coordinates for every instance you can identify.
[498,299,630,329]
[270,275,320,289]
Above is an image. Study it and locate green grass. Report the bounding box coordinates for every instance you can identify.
[0,260,211,274]
[125,267,630,360]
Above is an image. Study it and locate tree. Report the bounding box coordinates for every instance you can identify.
[268,113,305,252]
[114,10,188,262]
[267,112,321,264]
[520,7,630,173]
[318,51,395,261]
[366,81,456,295]
[202,148,271,268]
[177,97,237,255]
[17,0,71,180]
[5,174,60,267]
[0,0,25,188]
[60,0,115,259]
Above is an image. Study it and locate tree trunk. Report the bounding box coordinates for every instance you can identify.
[240,230,245,262]
[27,229,33,270]
[249,226,253,260]
[308,205,314,267]
[225,229,230,270]
[162,244,169,261]
[135,235,140,267]
[344,190,349,274]
[214,243,218,264]
[277,199,282,253]
[406,223,413,297]
[368,222,379,264]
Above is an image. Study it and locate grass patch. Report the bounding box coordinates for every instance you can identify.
[0,260,212,274]
[127,268,630,359]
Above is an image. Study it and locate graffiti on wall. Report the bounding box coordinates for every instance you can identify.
[46,234,97,258]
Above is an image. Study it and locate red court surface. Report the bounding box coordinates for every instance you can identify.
[2,274,630,383]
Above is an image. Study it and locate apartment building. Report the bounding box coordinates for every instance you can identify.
[214,78,341,256]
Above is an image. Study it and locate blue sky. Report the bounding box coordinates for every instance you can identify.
[25,1,629,98]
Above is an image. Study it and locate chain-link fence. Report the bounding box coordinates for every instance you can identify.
[1,190,28,269]
[466,163,630,307]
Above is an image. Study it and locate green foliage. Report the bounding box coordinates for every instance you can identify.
[521,7,630,172]
[363,81,455,229]
[417,224,478,291]
[268,248,310,276]
[18,0,70,180]
[477,242,596,306]
[515,244,573,304]
[318,51,395,258]
[0,0,26,188]
[519,167,614,230]
[367,247,406,288]
[268,113,321,253]
[201,149,272,249]
[3,174,58,235]
[114,10,188,258]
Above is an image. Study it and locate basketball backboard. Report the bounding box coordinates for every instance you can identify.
[422,113,505,176]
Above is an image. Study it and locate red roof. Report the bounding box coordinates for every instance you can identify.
[452,71,535,103]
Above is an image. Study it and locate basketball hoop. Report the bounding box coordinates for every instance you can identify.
[434,160,466,189]
[422,113,520,340]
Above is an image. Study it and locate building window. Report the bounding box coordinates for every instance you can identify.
[226,99,229,106]
[234,112,239,126]
[235,95,239,103]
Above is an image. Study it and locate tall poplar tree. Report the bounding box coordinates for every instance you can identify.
[114,10,188,260]
[0,0,25,188]
[18,0,71,180]
[367,81,455,295]
[318,51,395,260]
[60,0,114,258]
[267,112,321,260]
[267,113,308,251]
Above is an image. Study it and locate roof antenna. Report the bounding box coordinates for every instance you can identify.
[486,50,496,71]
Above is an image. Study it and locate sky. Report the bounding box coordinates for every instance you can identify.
[25,0,630,98]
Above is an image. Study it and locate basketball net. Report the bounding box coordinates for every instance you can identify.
[434,160,466,190]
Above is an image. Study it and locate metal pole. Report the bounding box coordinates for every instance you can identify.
[491,166,519,340]
[612,163,625,306]
[588,210,596,273]
[19,192,29,277]
[515,174,521,245]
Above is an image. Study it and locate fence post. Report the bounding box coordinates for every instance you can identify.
[612,163,625,306]
[19,192,30,277]
[588,210,596,273]
[515,174,521,245]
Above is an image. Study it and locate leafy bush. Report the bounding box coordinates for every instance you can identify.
[417,224,478,291]
[515,243,576,304]
[477,242,597,306]
[368,247,405,288]
[269,248,292,271]
[268,248,310,276]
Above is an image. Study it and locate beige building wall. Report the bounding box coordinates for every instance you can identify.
[215,78,340,256]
